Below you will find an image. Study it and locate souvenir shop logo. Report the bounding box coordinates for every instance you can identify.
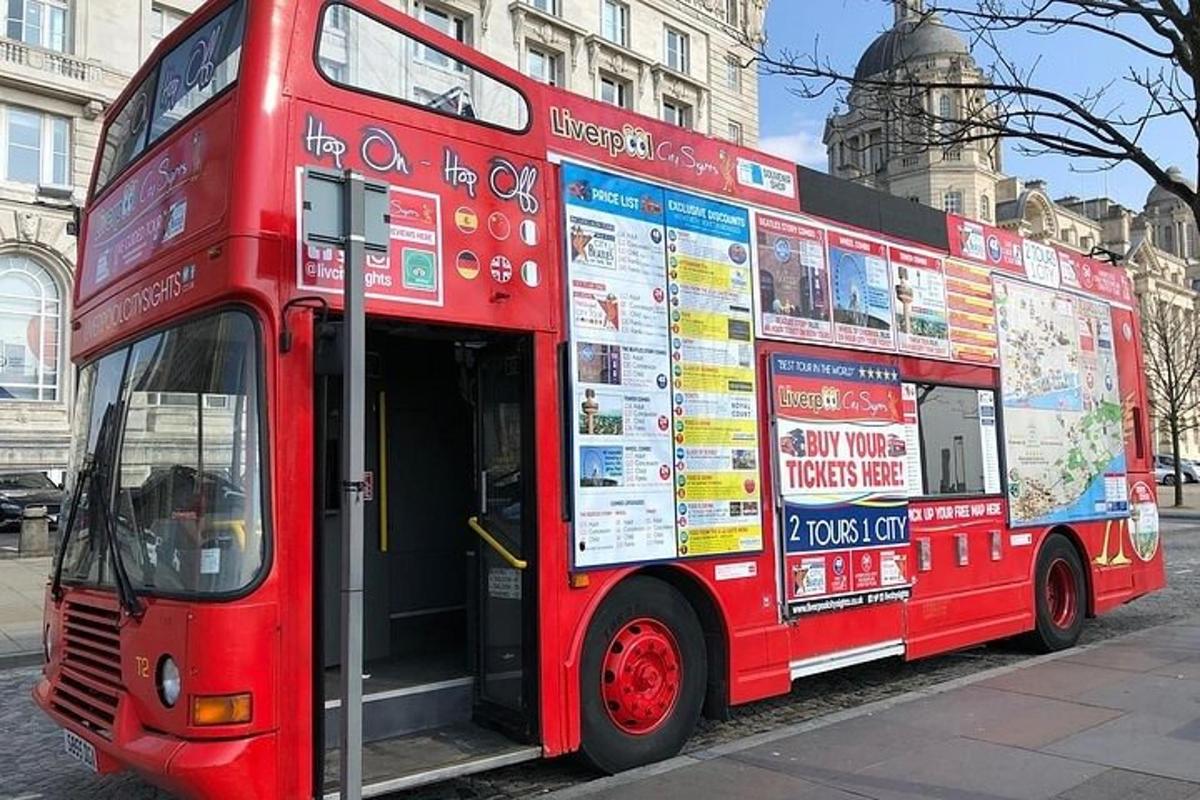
[549,105,654,161]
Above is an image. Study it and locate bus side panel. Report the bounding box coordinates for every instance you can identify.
[272,309,318,799]
[904,499,1034,660]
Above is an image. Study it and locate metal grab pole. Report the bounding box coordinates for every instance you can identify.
[338,170,367,800]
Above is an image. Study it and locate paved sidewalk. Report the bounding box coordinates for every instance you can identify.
[556,618,1200,800]
[0,556,49,664]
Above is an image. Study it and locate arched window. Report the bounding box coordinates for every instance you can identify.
[0,253,62,401]
[980,194,991,221]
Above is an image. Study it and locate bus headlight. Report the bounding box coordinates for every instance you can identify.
[157,656,181,708]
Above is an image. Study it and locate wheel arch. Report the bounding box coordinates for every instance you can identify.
[568,566,732,724]
[639,565,731,721]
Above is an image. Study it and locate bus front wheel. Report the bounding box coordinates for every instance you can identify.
[579,576,707,774]
[1027,533,1086,652]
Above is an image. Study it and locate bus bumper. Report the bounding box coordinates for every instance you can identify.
[33,677,279,800]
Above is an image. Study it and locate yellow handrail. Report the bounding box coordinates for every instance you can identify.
[467,516,528,570]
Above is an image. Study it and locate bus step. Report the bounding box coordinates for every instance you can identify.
[322,721,541,798]
[323,676,474,749]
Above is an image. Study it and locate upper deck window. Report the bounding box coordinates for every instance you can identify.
[317,4,529,133]
[94,0,245,195]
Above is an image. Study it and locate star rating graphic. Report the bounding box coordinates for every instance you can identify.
[856,366,899,382]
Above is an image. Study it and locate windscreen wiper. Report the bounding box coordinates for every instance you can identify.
[91,401,143,619]
[49,457,93,602]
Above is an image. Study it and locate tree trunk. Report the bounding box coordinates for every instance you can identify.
[1173,422,1184,507]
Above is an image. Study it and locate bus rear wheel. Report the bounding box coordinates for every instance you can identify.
[1027,533,1085,652]
[580,576,706,774]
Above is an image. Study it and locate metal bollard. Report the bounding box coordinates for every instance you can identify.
[19,506,51,557]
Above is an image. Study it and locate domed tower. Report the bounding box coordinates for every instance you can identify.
[1142,167,1198,260]
[824,0,1004,222]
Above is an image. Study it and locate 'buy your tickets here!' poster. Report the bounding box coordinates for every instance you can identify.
[771,353,913,615]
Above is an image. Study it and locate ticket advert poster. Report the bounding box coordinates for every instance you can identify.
[770,353,912,614]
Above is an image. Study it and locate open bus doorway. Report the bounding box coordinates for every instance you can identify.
[315,322,539,795]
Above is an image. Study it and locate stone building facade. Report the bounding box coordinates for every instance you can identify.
[823,0,1200,461]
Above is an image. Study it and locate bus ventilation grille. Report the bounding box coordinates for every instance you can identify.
[52,600,123,739]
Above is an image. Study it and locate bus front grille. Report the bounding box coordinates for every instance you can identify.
[52,600,123,738]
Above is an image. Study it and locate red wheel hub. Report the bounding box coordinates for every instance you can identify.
[600,617,682,735]
[1046,558,1078,629]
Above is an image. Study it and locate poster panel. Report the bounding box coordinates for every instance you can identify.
[564,163,676,567]
[828,232,895,350]
[301,186,444,305]
[944,258,999,365]
[994,276,1127,526]
[665,191,763,558]
[889,245,950,358]
[771,354,911,615]
[752,212,833,344]
[563,162,763,567]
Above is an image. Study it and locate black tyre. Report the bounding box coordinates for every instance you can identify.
[1163,474,1177,486]
[1026,533,1085,652]
[579,576,706,774]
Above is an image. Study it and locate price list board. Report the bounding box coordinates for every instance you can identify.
[563,163,763,568]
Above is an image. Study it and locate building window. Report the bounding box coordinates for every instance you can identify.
[912,384,1001,496]
[980,193,991,221]
[529,0,558,14]
[0,253,61,402]
[415,2,471,69]
[2,105,70,188]
[662,97,692,128]
[725,55,742,92]
[150,3,186,43]
[942,190,963,215]
[937,92,954,135]
[726,0,739,26]
[599,72,630,108]
[665,26,689,73]
[5,0,68,52]
[727,121,743,145]
[601,0,629,47]
[526,45,563,86]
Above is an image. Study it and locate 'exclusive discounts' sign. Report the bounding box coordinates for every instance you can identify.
[770,354,912,615]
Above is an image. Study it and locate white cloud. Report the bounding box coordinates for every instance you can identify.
[758,130,828,169]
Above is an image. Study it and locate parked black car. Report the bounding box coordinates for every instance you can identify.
[0,472,62,531]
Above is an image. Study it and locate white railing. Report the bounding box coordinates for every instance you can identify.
[0,37,100,83]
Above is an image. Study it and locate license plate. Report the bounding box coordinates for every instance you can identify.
[63,729,97,772]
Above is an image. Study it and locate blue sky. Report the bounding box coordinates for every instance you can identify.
[757,1,1194,211]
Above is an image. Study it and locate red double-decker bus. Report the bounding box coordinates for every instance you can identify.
[35,1,1165,798]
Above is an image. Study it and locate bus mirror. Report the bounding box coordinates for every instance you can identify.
[314,320,344,376]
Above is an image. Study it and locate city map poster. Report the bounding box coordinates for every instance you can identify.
[664,190,763,559]
[994,276,1127,527]
[563,163,677,568]
[889,245,950,358]
[829,232,895,350]
[753,212,833,344]
[770,354,912,616]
